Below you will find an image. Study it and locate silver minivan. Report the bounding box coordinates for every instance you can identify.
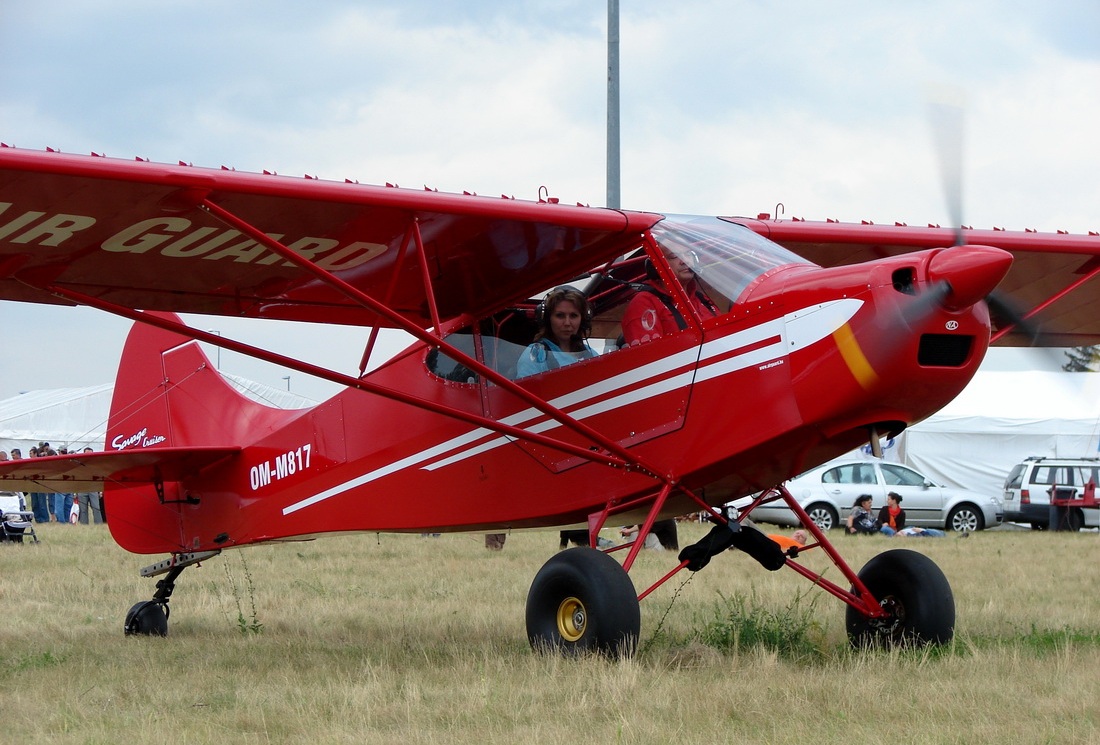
[1002,457,1100,530]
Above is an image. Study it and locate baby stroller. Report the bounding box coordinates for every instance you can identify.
[1,490,38,544]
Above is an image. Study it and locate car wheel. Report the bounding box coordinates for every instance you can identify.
[526,548,640,658]
[846,549,955,648]
[946,503,984,532]
[805,503,839,531]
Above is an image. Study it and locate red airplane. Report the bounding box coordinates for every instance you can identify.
[2,145,1098,655]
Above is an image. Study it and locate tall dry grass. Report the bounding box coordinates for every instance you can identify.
[2,521,1098,744]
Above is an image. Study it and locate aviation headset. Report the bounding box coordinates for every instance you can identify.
[534,286,593,336]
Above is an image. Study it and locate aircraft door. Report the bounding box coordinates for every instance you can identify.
[490,332,698,473]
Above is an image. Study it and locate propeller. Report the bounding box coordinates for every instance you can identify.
[926,92,967,248]
[925,90,1047,347]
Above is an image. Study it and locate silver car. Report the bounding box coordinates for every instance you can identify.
[744,460,1003,532]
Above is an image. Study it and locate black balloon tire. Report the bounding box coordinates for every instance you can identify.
[125,601,169,637]
[845,548,954,648]
[526,547,640,658]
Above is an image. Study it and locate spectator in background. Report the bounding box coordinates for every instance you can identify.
[618,520,679,551]
[47,446,74,523]
[62,447,76,523]
[77,447,105,524]
[769,529,809,552]
[875,492,905,536]
[846,494,877,535]
[896,526,946,538]
[28,445,51,523]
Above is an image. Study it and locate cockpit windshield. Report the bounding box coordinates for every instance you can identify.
[651,215,811,303]
[424,214,813,384]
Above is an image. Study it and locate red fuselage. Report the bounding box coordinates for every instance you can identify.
[104,221,1010,555]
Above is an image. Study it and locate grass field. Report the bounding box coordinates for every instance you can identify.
[2,521,1099,744]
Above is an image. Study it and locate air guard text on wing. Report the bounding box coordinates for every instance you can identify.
[0,204,387,270]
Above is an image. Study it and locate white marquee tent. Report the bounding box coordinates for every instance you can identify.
[865,371,1100,498]
[1,374,315,456]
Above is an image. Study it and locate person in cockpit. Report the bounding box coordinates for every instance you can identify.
[620,246,718,346]
[515,286,598,378]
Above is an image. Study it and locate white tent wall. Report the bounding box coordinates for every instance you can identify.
[900,427,1097,499]
[0,384,114,455]
[1,374,315,456]
[863,371,1100,499]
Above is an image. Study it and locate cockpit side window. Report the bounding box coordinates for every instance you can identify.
[425,311,541,383]
[425,331,479,384]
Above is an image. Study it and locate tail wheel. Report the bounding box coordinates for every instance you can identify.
[846,549,954,648]
[526,548,640,658]
[124,600,169,637]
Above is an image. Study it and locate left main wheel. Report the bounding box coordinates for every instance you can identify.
[845,549,954,648]
[526,548,640,658]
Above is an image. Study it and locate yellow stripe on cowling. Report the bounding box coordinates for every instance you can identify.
[832,323,879,389]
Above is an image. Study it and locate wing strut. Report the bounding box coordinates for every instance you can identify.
[43,199,671,486]
[990,260,1100,344]
[194,197,671,482]
[358,220,420,375]
[44,287,635,470]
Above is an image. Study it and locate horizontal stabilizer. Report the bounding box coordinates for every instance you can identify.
[0,447,240,494]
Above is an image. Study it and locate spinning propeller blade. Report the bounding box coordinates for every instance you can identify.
[926,89,1047,347]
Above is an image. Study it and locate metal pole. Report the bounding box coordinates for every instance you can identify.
[606,0,620,209]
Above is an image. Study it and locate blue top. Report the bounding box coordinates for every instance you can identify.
[515,339,597,378]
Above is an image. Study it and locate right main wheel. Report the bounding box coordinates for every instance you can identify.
[526,548,640,658]
[845,549,954,648]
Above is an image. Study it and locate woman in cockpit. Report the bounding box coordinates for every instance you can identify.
[515,286,597,378]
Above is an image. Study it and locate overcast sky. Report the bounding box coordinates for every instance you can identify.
[2,1,1098,402]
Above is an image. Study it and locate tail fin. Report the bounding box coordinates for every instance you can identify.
[104,313,297,554]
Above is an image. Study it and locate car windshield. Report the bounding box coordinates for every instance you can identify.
[651,215,811,302]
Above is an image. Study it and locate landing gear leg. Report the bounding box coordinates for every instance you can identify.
[124,550,220,637]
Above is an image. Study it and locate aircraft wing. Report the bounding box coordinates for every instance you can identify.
[732,216,1100,347]
[0,147,660,329]
[0,447,240,493]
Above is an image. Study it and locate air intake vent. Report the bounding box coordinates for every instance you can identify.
[892,267,917,295]
[918,334,972,367]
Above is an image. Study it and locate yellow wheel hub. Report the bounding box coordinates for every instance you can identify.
[556,596,587,642]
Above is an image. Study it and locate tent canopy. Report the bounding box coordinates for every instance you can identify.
[895,371,1100,499]
[1,375,315,456]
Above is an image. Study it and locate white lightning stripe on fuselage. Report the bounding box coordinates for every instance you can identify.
[282,347,703,514]
[281,298,863,515]
[424,314,792,471]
